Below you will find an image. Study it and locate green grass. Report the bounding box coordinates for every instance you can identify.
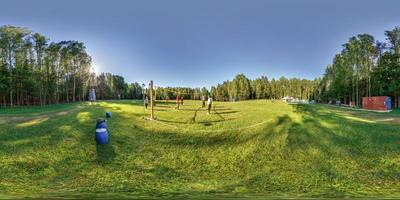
[390,108,400,115]
[0,102,86,116]
[0,100,399,199]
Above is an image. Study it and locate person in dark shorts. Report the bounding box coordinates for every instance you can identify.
[176,95,180,110]
[144,96,149,109]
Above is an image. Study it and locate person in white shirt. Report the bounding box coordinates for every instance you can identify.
[201,95,206,107]
[207,96,213,114]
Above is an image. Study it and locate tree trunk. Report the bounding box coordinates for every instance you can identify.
[66,77,69,103]
[356,75,359,106]
[396,92,399,109]
[26,93,29,106]
[82,87,85,102]
[366,79,368,98]
[17,88,20,106]
[8,44,13,108]
[73,75,76,102]
[367,54,371,97]
[39,90,42,105]
[398,95,400,108]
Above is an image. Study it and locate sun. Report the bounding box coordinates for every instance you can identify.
[91,60,101,73]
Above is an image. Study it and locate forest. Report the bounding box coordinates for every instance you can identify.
[1,25,400,108]
[0,25,143,107]
[208,26,400,108]
[317,27,400,108]
[208,74,319,102]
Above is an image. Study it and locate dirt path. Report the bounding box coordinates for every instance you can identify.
[323,105,400,124]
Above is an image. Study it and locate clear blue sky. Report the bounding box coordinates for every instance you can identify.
[1,0,399,88]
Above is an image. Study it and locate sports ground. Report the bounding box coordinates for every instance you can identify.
[0,100,399,198]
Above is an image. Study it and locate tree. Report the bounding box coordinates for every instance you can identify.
[112,75,126,99]
[252,76,269,99]
[32,33,48,104]
[319,27,400,108]
[0,25,30,106]
[230,74,251,101]
[384,27,400,107]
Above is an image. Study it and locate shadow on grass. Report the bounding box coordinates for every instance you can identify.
[288,104,400,155]
[96,143,116,164]
[157,118,192,124]
[2,101,400,198]
[157,117,235,125]
[137,104,400,195]
[216,110,238,115]
[143,115,290,148]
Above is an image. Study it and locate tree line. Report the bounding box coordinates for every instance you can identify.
[2,25,400,108]
[141,26,400,107]
[93,72,143,100]
[209,74,319,102]
[317,27,400,108]
[149,74,319,102]
[152,87,209,100]
[0,25,93,106]
[0,25,144,107]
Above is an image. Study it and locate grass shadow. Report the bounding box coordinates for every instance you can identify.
[96,143,116,164]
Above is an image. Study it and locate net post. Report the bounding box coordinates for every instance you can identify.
[150,80,154,120]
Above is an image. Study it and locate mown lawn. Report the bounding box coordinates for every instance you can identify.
[0,102,86,116]
[0,100,399,199]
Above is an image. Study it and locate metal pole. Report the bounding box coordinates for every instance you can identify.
[142,83,146,116]
[150,80,154,120]
[154,86,157,106]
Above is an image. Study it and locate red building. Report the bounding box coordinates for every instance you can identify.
[362,96,391,111]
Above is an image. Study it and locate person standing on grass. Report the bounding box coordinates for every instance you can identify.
[201,95,206,107]
[144,96,149,109]
[181,96,184,105]
[176,94,180,110]
[207,96,213,114]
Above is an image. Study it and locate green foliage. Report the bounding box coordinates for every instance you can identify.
[0,25,94,106]
[210,74,318,102]
[150,87,209,100]
[230,74,251,100]
[320,27,400,108]
[0,25,140,107]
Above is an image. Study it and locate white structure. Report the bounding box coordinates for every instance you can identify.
[89,88,96,101]
[282,96,310,104]
[282,96,295,102]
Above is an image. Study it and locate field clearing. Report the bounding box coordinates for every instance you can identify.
[0,100,399,199]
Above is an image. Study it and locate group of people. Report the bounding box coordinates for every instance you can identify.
[144,94,213,114]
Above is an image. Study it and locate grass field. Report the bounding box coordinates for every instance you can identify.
[0,100,399,199]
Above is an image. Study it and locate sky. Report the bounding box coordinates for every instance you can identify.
[1,0,399,88]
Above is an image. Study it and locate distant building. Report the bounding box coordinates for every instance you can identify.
[282,96,295,102]
[89,88,96,101]
[282,96,309,104]
[362,96,391,111]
